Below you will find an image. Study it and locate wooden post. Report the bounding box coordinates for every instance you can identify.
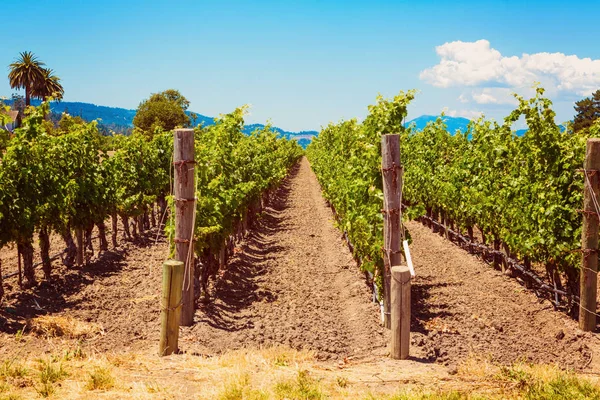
[174,129,196,326]
[579,138,600,331]
[390,265,411,359]
[381,134,403,329]
[159,259,184,356]
[75,227,84,266]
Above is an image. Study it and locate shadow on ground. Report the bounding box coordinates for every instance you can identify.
[0,230,165,334]
[197,165,299,332]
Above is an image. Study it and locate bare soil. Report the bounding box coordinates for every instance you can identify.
[182,159,386,361]
[407,220,600,369]
[1,156,599,373]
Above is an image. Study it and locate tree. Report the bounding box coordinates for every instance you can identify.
[8,51,46,106]
[133,89,194,134]
[573,89,600,132]
[11,93,25,114]
[32,68,64,102]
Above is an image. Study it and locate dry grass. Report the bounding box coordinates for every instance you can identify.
[27,315,104,339]
[0,343,599,399]
[85,366,115,391]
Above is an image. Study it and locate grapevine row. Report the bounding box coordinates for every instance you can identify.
[306,91,416,292]
[308,88,600,307]
[0,101,302,301]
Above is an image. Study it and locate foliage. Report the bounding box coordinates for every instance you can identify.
[191,106,303,258]
[401,87,592,294]
[0,100,301,291]
[307,91,415,293]
[31,69,64,102]
[133,89,195,134]
[308,87,600,299]
[8,52,45,106]
[10,94,25,115]
[574,89,600,132]
[8,52,63,106]
[0,103,13,151]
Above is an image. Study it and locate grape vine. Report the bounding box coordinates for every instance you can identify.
[0,101,302,300]
[308,88,600,305]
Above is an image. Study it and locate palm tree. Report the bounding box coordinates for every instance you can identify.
[8,51,46,106]
[32,68,64,102]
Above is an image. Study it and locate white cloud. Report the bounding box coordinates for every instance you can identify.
[443,107,483,119]
[420,40,600,98]
[461,88,520,105]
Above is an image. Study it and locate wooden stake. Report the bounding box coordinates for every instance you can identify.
[390,265,411,359]
[75,227,84,266]
[159,259,184,356]
[174,128,196,326]
[579,138,600,331]
[381,134,404,329]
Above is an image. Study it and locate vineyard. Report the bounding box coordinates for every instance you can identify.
[4,91,600,398]
[307,88,600,318]
[0,101,302,302]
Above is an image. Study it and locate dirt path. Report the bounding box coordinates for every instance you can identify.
[183,158,387,360]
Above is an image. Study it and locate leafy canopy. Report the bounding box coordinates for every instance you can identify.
[8,51,63,106]
[573,89,600,132]
[133,89,195,134]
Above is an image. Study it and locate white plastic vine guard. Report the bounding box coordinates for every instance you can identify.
[403,240,416,278]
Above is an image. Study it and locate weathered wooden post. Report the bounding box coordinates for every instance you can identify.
[381,134,403,329]
[579,138,600,331]
[391,265,411,359]
[174,128,196,327]
[159,259,184,356]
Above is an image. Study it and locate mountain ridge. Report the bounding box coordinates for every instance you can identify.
[3,99,318,146]
[405,115,471,133]
[5,100,544,142]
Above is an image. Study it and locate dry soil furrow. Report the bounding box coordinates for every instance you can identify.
[183,158,386,360]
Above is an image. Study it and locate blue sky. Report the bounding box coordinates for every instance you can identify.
[1,0,599,131]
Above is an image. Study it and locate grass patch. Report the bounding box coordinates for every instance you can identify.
[62,343,86,361]
[85,367,115,391]
[274,370,324,400]
[217,374,268,400]
[499,364,600,400]
[336,376,348,388]
[35,358,68,398]
[35,382,55,398]
[367,392,488,400]
[0,361,27,381]
[37,358,67,385]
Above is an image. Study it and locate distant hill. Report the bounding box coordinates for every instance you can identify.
[405,115,471,133]
[406,115,571,137]
[7,100,568,146]
[3,100,318,147]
